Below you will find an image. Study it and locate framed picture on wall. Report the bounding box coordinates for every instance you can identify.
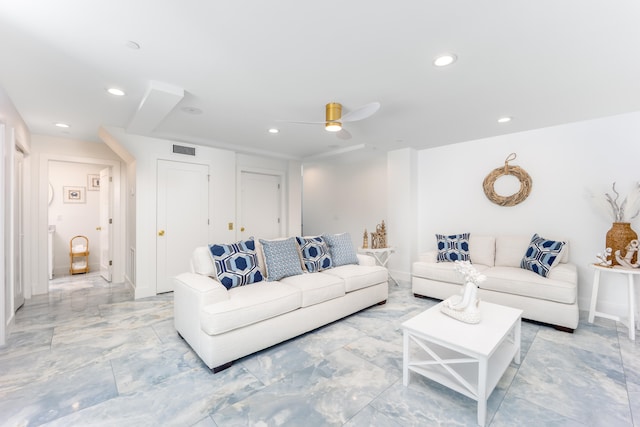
[87,174,100,191]
[63,186,86,203]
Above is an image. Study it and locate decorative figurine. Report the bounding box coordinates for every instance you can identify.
[595,248,612,267]
[370,220,387,249]
[615,239,640,268]
[440,261,485,324]
[363,229,369,249]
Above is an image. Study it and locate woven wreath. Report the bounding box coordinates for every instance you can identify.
[482,153,532,207]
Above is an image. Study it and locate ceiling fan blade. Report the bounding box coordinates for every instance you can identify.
[276,119,325,125]
[336,128,352,140]
[341,102,381,122]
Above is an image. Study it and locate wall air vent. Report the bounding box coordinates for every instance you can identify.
[172,144,196,156]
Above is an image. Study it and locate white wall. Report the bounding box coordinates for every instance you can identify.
[387,148,418,281]
[302,152,388,248]
[417,111,640,315]
[48,161,104,276]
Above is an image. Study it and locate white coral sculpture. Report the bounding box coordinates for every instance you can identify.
[454,260,486,286]
[590,182,640,223]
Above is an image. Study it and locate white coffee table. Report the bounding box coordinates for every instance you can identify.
[402,301,522,426]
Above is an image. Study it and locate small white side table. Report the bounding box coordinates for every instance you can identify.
[588,264,640,340]
[358,247,398,286]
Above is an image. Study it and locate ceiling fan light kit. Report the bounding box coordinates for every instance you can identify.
[325,102,342,132]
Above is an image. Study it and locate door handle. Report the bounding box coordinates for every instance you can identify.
[96,226,102,231]
[158,230,165,236]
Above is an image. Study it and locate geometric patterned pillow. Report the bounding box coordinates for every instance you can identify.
[436,233,471,262]
[259,237,304,281]
[322,233,359,267]
[520,233,566,277]
[208,238,263,289]
[296,236,333,272]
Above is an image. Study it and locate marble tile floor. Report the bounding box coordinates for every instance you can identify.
[1,272,640,426]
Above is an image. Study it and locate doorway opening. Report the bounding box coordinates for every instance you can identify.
[47,160,113,288]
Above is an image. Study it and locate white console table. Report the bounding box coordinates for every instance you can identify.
[588,264,640,340]
[358,247,398,286]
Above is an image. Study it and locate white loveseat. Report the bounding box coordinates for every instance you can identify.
[173,235,389,372]
[412,234,579,331]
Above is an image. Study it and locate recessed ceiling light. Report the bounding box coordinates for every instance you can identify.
[54,123,70,128]
[497,116,512,123]
[433,53,457,67]
[268,128,279,134]
[181,106,203,115]
[107,87,125,96]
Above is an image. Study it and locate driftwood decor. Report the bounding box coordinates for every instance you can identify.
[482,153,532,207]
[370,220,387,249]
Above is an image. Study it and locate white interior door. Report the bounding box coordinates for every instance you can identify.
[157,160,209,293]
[99,167,112,282]
[239,172,281,239]
[14,148,24,311]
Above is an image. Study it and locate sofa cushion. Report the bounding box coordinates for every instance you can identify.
[494,235,533,267]
[481,265,577,304]
[469,235,496,266]
[323,233,359,266]
[208,239,263,289]
[322,264,388,292]
[296,236,333,272]
[200,282,301,335]
[192,246,217,276]
[520,234,566,277]
[259,237,304,281]
[412,261,491,285]
[436,233,470,262]
[280,272,345,307]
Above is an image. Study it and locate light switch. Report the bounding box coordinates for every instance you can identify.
[228,222,234,230]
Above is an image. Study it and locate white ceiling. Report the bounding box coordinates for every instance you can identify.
[1,1,639,160]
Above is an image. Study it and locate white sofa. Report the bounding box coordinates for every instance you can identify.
[173,237,389,372]
[412,235,579,331]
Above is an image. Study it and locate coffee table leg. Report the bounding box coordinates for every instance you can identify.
[477,358,487,426]
[403,331,409,386]
[515,319,521,364]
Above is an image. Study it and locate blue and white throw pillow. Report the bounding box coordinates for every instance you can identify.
[296,236,333,272]
[208,238,263,289]
[436,233,471,262]
[322,233,359,267]
[520,234,566,278]
[259,237,304,281]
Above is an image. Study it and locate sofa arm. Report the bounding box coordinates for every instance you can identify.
[173,273,229,347]
[174,272,229,305]
[419,251,438,263]
[357,253,376,266]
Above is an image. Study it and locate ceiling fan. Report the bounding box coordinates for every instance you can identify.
[280,101,381,140]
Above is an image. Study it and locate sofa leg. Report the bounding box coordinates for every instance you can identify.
[212,361,233,373]
[377,300,387,305]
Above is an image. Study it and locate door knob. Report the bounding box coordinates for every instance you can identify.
[158,230,165,236]
[240,227,245,232]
